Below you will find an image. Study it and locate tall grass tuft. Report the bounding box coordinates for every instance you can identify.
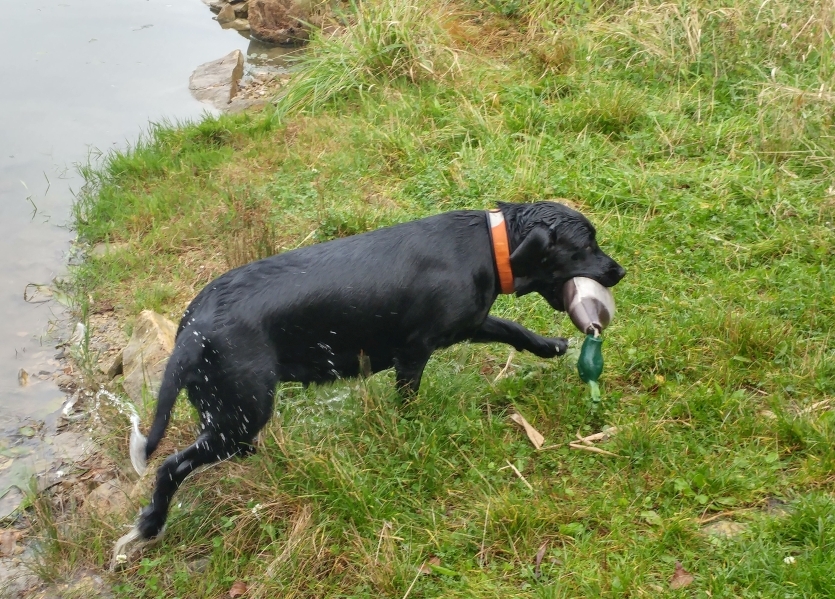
[275,0,460,118]
[222,189,282,268]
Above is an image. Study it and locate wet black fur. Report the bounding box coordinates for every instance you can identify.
[132,201,626,540]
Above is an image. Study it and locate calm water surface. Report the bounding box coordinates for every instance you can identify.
[0,0,258,503]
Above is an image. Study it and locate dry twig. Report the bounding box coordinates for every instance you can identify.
[501,460,534,491]
[568,443,622,457]
[493,350,516,382]
[575,427,619,445]
[509,411,545,449]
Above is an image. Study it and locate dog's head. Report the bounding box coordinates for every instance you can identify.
[503,201,626,311]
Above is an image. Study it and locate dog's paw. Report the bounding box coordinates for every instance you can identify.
[110,522,165,571]
[110,525,144,571]
[538,337,568,358]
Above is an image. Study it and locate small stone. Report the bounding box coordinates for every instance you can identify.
[55,374,77,392]
[187,557,211,573]
[0,529,22,556]
[765,497,790,516]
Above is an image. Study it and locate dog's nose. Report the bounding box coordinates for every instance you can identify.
[602,262,626,287]
[615,264,627,281]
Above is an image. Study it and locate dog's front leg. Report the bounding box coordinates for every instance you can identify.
[470,316,567,358]
[393,351,431,396]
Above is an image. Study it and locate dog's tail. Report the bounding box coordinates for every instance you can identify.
[130,333,205,476]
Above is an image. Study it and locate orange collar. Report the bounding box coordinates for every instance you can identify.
[487,209,515,294]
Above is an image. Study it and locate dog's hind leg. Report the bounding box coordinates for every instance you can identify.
[111,432,236,569]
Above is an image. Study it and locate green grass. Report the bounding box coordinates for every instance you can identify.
[49,0,835,596]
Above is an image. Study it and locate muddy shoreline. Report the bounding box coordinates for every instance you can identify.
[0,4,303,595]
[1,314,109,595]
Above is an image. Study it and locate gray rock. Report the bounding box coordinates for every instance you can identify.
[48,432,95,463]
[0,487,23,522]
[249,0,312,45]
[203,0,228,13]
[64,573,113,598]
[99,352,123,379]
[0,555,38,598]
[188,50,245,109]
[228,97,269,113]
[84,480,132,515]
[233,0,249,17]
[221,18,251,31]
[216,2,236,24]
[91,242,129,258]
[121,310,177,404]
[31,569,113,599]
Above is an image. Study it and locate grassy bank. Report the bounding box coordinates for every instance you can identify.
[48,0,835,596]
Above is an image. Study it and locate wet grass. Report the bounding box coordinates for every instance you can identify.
[47,0,835,597]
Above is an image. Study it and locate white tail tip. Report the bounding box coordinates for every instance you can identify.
[129,414,148,476]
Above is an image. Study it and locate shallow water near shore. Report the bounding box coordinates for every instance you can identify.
[0,0,272,511]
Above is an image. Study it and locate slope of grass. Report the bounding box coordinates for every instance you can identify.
[52,0,835,597]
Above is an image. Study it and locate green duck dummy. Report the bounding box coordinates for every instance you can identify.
[562,277,616,407]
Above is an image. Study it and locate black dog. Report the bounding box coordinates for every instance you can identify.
[112,201,625,564]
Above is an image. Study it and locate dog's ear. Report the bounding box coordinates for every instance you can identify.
[510,226,551,275]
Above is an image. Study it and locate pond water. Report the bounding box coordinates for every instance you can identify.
[0,0,281,511]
